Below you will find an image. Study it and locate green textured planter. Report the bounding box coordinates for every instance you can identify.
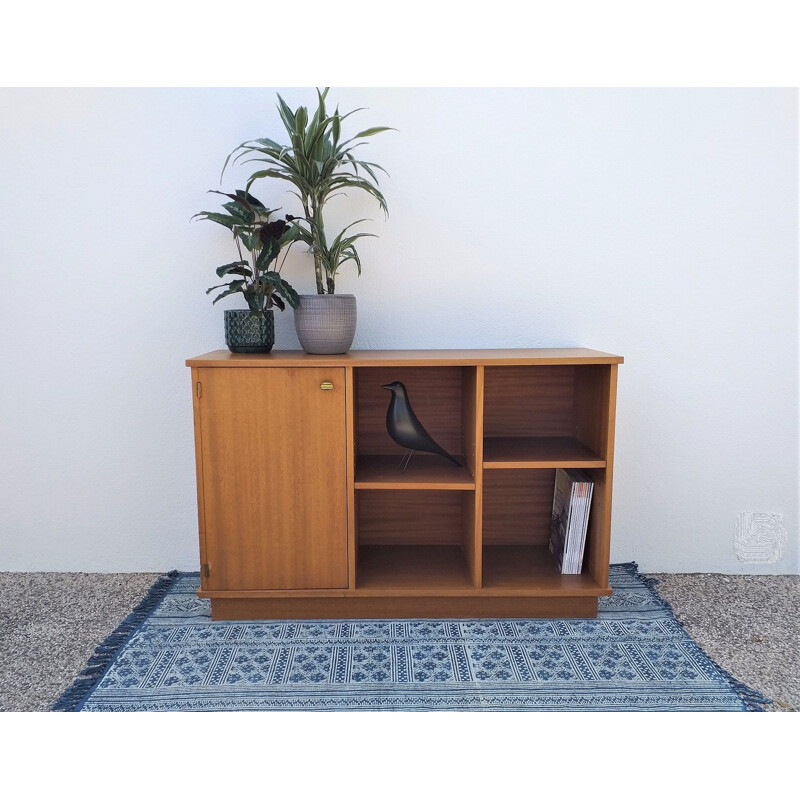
[224,309,274,354]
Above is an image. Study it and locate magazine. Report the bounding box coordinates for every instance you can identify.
[548,468,594,574]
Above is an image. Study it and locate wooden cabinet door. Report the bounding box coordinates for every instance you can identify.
[197,367,348,590]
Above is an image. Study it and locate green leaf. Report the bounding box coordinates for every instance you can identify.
[354,126,395,138]
[326,175,388,215]
[209,280,245,303]
[245,168,312,197]
[221,201,252,225]
[288,220,314,247]
[256,239,279,270]
[193,212,237,229]
[332,245,363,277]
[232,229,257,252]
[336,107,367,125]
[215,261,252,278]
[354,159,387,184]
[243,289,265,314]
[269,293,286,311]
[337,232,376,250]
[220,142,248,182]
[208,189,266,212]
[253,137,285,150]
[276,94,296,133]
[295,105,308,139]
[278,225,301,248]
[260,270,282,285]
[275,277,300,309]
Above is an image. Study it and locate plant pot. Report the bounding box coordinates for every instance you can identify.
[224,309,275,353]
[294,294,357,355]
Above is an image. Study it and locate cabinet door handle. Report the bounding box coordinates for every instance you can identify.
[320,381,334,390]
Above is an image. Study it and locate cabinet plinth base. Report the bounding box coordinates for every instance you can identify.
[209,595,599,620]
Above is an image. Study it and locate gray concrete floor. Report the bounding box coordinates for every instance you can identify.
[650,573,799,712]
[0,573,159,713]
[0,571,797,712]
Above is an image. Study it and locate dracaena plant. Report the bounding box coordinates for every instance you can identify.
[193,190,299,315]
[223,88,392,295]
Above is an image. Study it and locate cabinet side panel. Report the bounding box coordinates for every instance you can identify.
[191,367,208,586]
[584,365,618,588]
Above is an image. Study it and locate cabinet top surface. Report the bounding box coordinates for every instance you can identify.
[186,348,623,367]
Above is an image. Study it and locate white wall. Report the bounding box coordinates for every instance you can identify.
[0,88,796,573]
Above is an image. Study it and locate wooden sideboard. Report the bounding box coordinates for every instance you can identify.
[187,348,623,620]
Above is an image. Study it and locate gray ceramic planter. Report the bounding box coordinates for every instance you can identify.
[294,294,357,355]
[224,309,275,353]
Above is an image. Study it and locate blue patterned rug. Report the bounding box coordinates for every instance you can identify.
[53,564,768,711]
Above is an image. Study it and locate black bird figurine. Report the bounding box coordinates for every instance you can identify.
[381,381,461,469]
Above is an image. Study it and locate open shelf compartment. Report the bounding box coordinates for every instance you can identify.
[357,545,472,590]
[354,489,479,590]
[482,364,611,468]
[480,468,607,592]
[352,365,481,490]
[481,545,601,593]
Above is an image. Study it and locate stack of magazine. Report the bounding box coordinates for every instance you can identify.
[548,468,594,574]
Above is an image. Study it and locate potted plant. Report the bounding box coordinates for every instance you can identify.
[194,190,299,353]
[224,88,392,354]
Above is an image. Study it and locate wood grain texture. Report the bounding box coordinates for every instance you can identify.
[356,491,466,545]
[482,545,598,590]
[483,436,605,468]
[482,469,556,546]
[357,545,472,590]
[461,367,480,478]
[210,595,599,619]
[483,365,576,437]
[198,367,348,590]
[189,349,621,619]
[187,348,624,368]
[354,454,474,489]
[585,364,618,590]
[462,366,484,587]
[462,492,480,588]
[190,368,208,585]
[582,469,607,590]
[345,366,357,588]
[355,366,464,456]
[575,365,612,458]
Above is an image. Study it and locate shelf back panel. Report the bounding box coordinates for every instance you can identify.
[355,366,464,456]
[483,366,576,437]
[482,469,555,546]
[357,490,466,545]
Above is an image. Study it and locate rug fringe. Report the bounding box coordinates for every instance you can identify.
[626,562,772,712]
[51,570,180,712]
